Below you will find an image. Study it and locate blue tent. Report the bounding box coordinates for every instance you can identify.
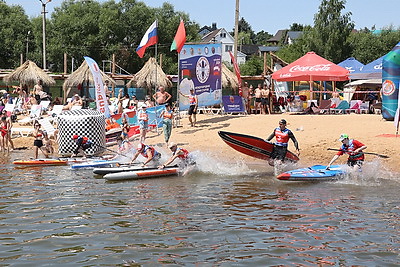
[338,57,364,73]
[350,56,383,80]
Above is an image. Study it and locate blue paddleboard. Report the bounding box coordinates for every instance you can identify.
[277,165,347,181]
[71,160,119,169]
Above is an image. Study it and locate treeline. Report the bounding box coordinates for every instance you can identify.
[0,0,201,74]
[0,0,400,77]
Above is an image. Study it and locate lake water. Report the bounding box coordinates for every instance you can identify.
[0,151,399,266]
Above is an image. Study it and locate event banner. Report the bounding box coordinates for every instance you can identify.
[84,56,110,117]
[178,43,222,110]
[222,95,245,113]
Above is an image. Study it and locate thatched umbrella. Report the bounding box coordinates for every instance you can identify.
[222,63,239,91]
[3,60,56,87]
[63,61,116,102]
[126,57,172,96]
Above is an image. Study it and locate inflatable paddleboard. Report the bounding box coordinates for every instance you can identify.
[218,131,299,162]
[13,159,68,166]
[71,160,119,169]
[93,165,178,176]
[277,165,347,181]
[103,167,180,181]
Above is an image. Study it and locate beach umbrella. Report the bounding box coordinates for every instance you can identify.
[3,60,55,87]
[338,57,365,73]
[272,51,349,99]
[126,57,172,96]
[350,56,383,80]
[221,63,239,90]
[62,61,116,101]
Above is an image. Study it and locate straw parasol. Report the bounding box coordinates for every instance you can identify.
[126,57,172,95]
[221,63,239,90]
[62,61,116,101]
[3,60,56,86]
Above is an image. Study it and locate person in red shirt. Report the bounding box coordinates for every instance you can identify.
[327,133,367,169]
[131,143,161,167]
[266,119,300,165]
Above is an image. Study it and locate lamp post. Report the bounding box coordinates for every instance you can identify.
[26,31,31,61]
[39,0,51,70]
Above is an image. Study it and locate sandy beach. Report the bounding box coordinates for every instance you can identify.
[10,113,400,173]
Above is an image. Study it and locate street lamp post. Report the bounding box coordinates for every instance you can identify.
[26,31,31,61]
[39,0,51,70]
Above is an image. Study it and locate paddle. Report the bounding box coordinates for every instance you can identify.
[95,144,131,159]
[327,148,389,158]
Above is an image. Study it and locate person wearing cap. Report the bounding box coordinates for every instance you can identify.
[137,104,149,143]
[266,119,300,165]
[158,143,195,174]
[159,103,174,144]
[131,143,161,167]
[179,88,198,127]
[326,134,367,169]
[71,135,93,158]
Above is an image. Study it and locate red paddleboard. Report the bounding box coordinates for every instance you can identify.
[13,159,68,166]
[218,131,299,162]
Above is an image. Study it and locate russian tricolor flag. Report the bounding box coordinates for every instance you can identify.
[136,20,158,58]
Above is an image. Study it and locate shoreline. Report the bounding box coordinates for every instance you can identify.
[8,113,400,173]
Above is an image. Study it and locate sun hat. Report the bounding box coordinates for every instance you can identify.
[338,133,349,141]
[168,142,177,148]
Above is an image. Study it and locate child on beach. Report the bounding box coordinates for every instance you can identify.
[43,131,54,155]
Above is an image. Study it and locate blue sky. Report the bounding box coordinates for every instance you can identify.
[6,0,400,34]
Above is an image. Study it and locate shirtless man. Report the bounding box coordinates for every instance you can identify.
[153,86,172,105]
[254,84,262,115]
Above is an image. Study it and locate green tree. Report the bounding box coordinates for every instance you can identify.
[240,55,263,76]
[0,2,32,68]
[253,30,272,45]
[307,0,354,62]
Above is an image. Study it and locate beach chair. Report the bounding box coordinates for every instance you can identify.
[360,101,370,114]
[18,104,42,125]
[38,117,57,138]
[330,100,350,114]
[318,99,331,114]
[71,105,82,111]
[11,127,34,137]
[345,100,362,114]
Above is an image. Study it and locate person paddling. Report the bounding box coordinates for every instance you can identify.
[159,142,195,175]
[131,143,161,167]
[326,134,367,169]
[71,135,93,158]
[266,119,300,166]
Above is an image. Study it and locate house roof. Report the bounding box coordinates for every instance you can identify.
[201,29,222,43]
[267,30,287,42]
[240,44,259,55]
[286,31,303,40]
[259,46,281,52]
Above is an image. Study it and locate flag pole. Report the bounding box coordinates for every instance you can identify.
[176,52,181,127]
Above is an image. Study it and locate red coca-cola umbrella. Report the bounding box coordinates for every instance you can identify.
[272,52,349,82]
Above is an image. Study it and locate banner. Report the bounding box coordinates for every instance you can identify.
[178,43,222,110]
[222,95,245,113]
[84,56,110,117]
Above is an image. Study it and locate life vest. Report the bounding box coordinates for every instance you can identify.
[138,110,148,121]
[341,139,364,160]
[140,145,159,158]
[189,94,196,105]
[163,110,173,119]
[173,147,189,159]
[79,136,92,145]
[274,127,290,147]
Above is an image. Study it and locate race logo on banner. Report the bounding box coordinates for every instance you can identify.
[178,43,222,110]
[222,95,245,113]
[84,56,110,117]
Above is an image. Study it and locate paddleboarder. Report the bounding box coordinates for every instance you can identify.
[71,135,93,158]
[159,142,195,172]
[131,143,161,167]
[326,134,367,169]
[266,119,300,165]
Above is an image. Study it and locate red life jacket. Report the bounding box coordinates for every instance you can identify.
[174,147,189,159]
[274,127,290,146]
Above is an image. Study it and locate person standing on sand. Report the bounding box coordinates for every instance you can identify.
[241,82,250,114]
[179,88,198,127]
[33,121,49,159]
[326,134,367,169]
[153,86,172,105]
[266,119,300,166]
[137,104,149,143]
[254,84,262,115]
[160,103,174,145]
